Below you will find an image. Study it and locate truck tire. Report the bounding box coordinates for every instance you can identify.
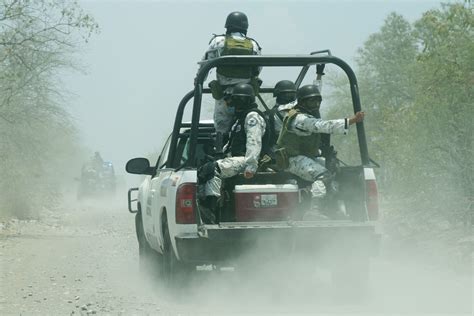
[136,211,158,274]
[162,216,191,289]
[162,221,180,285]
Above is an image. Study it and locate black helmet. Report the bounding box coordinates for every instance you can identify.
[232,83,255,100]
[273,80,296,97]
[231,83,255,110]
[296,85,322,116]
[297,84,322,101]
[225,11,249,33]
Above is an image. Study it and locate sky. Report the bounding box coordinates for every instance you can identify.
[63,0,447,176]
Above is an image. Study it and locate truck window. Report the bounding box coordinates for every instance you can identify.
[174,135,214,168]
[157,134,172,168]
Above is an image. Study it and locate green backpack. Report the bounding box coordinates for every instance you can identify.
[216,36,256,79]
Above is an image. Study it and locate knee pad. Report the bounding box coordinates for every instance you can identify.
[312,180,327,198]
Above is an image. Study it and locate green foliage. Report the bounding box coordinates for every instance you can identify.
[357,12,418,111]
[0,0,98,219]
[412,3,474,201]
[328,3,472,248]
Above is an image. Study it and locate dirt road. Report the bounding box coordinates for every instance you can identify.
[0,195,471,315]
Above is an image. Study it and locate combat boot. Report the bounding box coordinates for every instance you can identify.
[197,196,217,224]
[320,174,349,220]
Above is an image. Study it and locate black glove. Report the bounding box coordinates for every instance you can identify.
[197,161,218,183]
[316,64,326,75]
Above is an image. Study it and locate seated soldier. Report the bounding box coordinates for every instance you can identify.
[266,65,325,145]
[198,83,271,224]
[266,80,298,143]
[276,84,364,220]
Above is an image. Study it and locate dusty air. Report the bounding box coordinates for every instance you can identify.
[0,1,471,315]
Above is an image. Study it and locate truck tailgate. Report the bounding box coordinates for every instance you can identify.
[199,220,378,241]
[175,221,381,263]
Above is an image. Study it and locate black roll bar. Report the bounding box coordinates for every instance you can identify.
[189,55,369,166]
[295,50,332,88]
[166,90,194,168]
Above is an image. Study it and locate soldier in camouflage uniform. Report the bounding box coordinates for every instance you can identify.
[267,65,325,143]
[277,84,365,219]
[267,80,297,140]
[201,11,262,135]
[198,83,270,223]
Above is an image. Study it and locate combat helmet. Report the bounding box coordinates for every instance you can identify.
[225,11,249,33]
[274,80,297,104]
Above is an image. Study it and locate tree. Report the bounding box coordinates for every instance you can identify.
[412,3,473,215]
[0,0,97,123]
[329,1,474,266]
[327,13,419,175]
[0,0,98,219]
[327,3,472,255]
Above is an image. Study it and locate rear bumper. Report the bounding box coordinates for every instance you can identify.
[175,221,381,264]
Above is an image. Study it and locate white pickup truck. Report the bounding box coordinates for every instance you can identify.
[126,53,381,292]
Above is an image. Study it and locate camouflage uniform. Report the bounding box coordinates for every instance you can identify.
[202,32,261,134]
[282,112,349,198]
[272,100,297,135]
[205,111,266,197]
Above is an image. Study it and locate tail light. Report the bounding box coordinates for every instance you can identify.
[366,180,379,220]
[176,183,196,224]
[364,168,379,221]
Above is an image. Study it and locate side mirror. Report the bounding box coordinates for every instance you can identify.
[126,158,154,175]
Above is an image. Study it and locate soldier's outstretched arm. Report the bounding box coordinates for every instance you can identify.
[290,112,365,136]
[243,112,266,176]
[291,113,349,135]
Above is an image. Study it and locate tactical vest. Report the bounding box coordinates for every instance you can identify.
[216,35,255,79]
[277,109,321,157]
[229,108,271,157]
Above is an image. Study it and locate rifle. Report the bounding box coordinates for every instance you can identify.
[324,145,338,174]
[320,134,338,175]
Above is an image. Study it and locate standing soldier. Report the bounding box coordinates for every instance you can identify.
[276,84,364,219]
[201,11,262,135]
[198,83,270,223]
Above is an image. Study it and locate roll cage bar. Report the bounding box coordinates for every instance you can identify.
[167,54,370,169]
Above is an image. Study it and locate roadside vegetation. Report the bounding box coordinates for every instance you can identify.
[0,0,97,219]
[327,2,473,268]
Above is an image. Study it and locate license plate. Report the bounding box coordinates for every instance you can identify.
[260,194,278,207]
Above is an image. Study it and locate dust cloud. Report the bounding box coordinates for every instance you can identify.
[0,180,471,315]
[131,220,472,315]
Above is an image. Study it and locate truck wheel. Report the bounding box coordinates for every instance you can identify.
[331,255,370,301]
[162,223,178,285]
[136,212,155,273]
[162,220,191,289]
